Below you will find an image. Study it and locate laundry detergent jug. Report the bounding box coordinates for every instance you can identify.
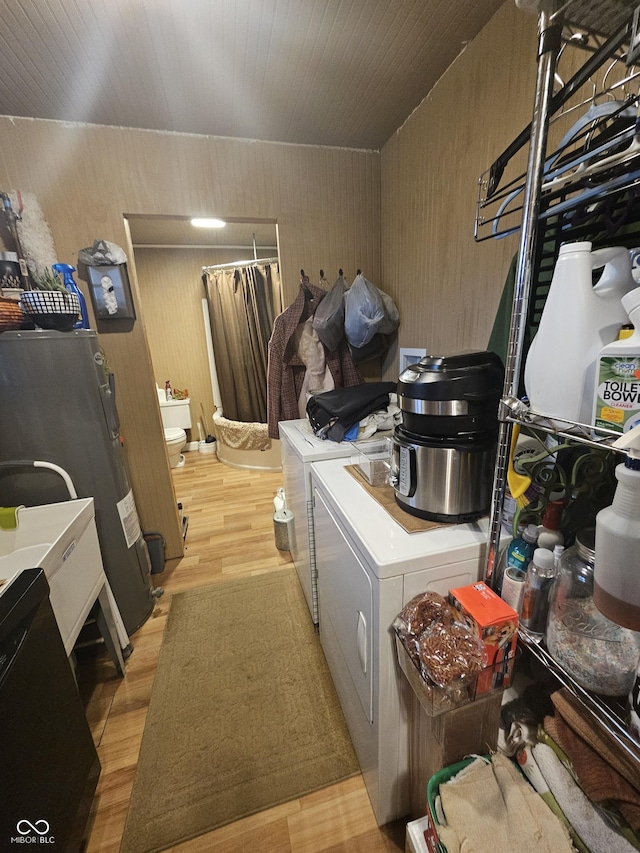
[524,242,636,426]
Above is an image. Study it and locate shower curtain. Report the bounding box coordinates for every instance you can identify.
[204,262,282,423]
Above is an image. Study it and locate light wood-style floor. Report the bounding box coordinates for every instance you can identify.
[78,451,408,853]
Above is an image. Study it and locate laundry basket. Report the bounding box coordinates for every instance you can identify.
[424,757,486,853]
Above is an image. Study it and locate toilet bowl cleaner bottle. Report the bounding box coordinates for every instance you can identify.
[594,423,640,631]
[524,242,636,425]
[593,286,640,435]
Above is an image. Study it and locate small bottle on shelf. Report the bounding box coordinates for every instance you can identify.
[537,499,565,550]
[553,544,564,569]
[496,523,539,598]
[165,380,173,401]
[521,548,556,636]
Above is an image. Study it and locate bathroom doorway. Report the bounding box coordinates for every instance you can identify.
[126,215,280,446]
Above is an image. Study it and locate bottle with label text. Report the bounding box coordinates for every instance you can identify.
[593,286,640,435]
[521,548,556,635]
[496,523,539,598]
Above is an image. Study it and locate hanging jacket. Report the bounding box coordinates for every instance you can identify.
[267,283,363,438]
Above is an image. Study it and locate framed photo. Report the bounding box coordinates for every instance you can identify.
[87,263,136,320]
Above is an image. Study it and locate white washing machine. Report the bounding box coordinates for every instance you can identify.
[279,418,387,624]
[310,458,488,825]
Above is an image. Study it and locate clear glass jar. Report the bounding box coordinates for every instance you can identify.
[545,527,640,697]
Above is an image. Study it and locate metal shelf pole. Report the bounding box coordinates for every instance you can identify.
[485,9,563,585]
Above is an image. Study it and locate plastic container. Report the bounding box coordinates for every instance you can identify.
[394,630,510,717]
[355,438,391,486]
[273,487,286,512]
[593,286,640,435]
[425,757,490,853]
[546,527,640,696]
[495,523,539,598]
[524,242,636,425]
[594,423,640,631]
[520,547,556,635]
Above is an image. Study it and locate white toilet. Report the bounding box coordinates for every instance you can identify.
[157,387,192,468]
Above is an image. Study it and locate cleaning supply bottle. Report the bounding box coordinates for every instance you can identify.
[593,286,640,435]
[165,380,173,401]
[52,262,90,329]
[521,547,556,635]
[273,487,286,513]
[553,544,564,569]
[537,500,565,550]
[594,423,640,631]
[496,523,539,598]
[524,242,636,425]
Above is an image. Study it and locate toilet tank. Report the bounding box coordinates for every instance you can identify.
[159,398,192,430]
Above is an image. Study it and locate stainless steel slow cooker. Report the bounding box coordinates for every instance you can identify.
[390,351,503,522]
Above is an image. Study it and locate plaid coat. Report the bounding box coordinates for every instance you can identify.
[267,283,363,439]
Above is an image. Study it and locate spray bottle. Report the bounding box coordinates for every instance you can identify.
[594,423,640,631]
[52,263,90,329]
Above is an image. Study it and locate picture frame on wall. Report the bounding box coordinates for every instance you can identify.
[87,263,136,321]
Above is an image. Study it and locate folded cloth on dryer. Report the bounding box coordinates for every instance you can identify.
[357,397,401,439]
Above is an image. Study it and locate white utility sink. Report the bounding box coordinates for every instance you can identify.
[0,543,51,579]
[0,498,128,673]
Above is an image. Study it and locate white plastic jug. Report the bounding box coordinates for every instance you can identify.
[524,241,636,425]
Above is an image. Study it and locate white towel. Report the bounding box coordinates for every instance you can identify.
[533,742,637,853]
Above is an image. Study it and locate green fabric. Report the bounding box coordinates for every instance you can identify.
[487,253,518,366]
[0,506,20,530]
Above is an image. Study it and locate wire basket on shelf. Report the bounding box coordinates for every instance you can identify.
[19,289,80,331]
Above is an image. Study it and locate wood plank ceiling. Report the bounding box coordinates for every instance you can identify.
[0,0,503,151]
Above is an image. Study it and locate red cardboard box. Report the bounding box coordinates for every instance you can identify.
[448,582,519,695]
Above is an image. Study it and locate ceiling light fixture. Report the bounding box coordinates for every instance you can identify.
[191,218,226,228]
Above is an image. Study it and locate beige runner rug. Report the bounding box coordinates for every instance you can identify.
[120,569,359,853]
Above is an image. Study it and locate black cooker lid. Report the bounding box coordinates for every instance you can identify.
[397,350,504,402]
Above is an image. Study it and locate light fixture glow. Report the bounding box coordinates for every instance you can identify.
[191,218,226,228]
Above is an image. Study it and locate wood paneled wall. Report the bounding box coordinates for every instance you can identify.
[0,124,380,560]
[380,2,538,377]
